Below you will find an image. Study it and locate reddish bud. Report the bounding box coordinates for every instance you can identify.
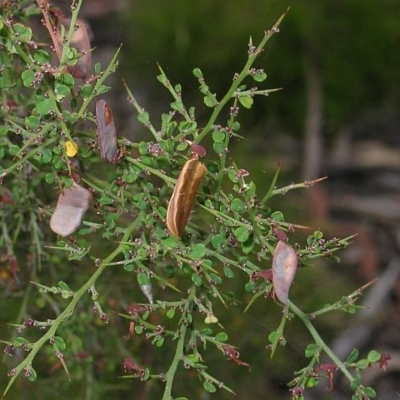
[123,357,143,376]
[221,345,251,369]
[273,228,288,241]
[315,363,338,391]
[190,142,207,158]
[379,353,391,371]
[128,304,148,316]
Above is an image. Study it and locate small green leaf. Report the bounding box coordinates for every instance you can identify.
[223,265,234,278]
[170,100,184,111]
[137,272,150,285]
[231,198,245,212]
[241,237,254,254]
[62,110,75,123]
[238,96,253,109]
[156,72,167,84]
[57,72,75,87]
[135,325,143,334]
[166,309,175,319]
[99,196,114,205]
[14,337,30,346]
[363,387,376,398]
[345,348,359,364]
[9,144,20,156]
[212,130,225,143]
[212,142,225,154]
[245,282,255,292]
[176,142,188,151]
[27,367,37,382]
[45,173,55,184]
[190,243,206,259]
[209,273,222,285]
[193,68,203,78]
[41,148,52,163]
[35,98,53,115]
[191,273,202,287]
[268,330,279,345]
[305,343,320,358]
[215,332,228,342]
[137,111,149,123]
[253,72,267,82]
[234,226,250,243]
[305,377,319,388]
[21,70,34,87]
[13,23,32,42]
[34,50,50,64]
[367,350,381,363]
[211,234,225,250]
[54,336,66,351]
[204,95,216,108]
[356,359,370,369]
[203,381,217,393]
[79,84,93,99]
[138,141,148,155]
[55,83,71,101]
[270,211,285,222]
[24,115,41,129]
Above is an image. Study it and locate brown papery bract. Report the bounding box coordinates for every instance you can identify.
[95,99,118,162]
[166,159,206,238]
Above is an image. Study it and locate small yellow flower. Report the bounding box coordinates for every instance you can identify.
[65,140,78,157]
[204,314,218,324]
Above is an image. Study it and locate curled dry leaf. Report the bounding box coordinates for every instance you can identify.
[95,99,118,163]
[272,240,298,304]
[166,159,206,238]
[50,182,92,237]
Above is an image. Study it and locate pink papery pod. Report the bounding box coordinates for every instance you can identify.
[272,240,298,304]
[50,182,92,237]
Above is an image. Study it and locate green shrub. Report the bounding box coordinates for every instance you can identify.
[0,2,385,399]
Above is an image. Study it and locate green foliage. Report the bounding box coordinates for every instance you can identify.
[0,2,388,400]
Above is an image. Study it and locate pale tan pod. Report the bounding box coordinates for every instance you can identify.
[50,182,92,237]
[166,159,206,238]
[272,240,298,304]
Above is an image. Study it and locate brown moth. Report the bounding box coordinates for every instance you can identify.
[95,100,118,163]
[50,182,92,237]
[166,159,206,238]
[272,240,298,304]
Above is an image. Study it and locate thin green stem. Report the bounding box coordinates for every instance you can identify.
[2,219,139,399]
[196,10,288,144]
[288,300,355,383]
[162,286,196,400]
